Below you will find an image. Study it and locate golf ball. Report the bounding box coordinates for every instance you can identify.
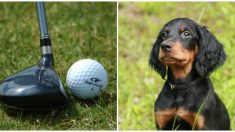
[66,59,108,99]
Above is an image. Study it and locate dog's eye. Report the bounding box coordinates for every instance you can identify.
[161,32,168,40]
[181,31,191,39]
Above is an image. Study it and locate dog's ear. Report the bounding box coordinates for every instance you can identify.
[195,25,226,77]
[149,30,166,79]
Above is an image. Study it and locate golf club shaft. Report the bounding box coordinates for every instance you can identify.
[36,2,54,67]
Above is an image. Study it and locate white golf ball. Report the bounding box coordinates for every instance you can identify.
[66,59,108,99]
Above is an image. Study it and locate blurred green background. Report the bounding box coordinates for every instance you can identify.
[118,2,235,130]
[0,2,116,130]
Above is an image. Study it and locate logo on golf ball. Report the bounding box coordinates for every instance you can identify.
[84,78,103,89]
[90,78,101,82]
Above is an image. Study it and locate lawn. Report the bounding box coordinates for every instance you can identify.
[118,2,235,130]
[0,2,116,130]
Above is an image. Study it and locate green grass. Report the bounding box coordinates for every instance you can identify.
[118,2,235,130]
[0,2,116,130]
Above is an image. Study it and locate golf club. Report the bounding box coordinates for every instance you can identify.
[0,2,69,110]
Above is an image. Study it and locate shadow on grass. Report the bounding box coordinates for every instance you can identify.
[0,91,115,129]
[76,91,116,107]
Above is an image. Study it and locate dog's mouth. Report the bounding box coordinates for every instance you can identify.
[160,55,188,65]
[161,53,186,61]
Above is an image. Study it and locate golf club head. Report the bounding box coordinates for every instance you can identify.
[0,65,69,110]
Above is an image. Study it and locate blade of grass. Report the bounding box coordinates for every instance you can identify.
[192,89,211,130]
[197,7,205,24]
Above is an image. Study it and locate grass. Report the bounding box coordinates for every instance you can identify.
[118,2,235,130]
[0,2,116,130]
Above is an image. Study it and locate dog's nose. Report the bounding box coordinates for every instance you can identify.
[161,43,172,52]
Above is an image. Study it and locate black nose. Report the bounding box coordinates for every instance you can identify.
[161,43,172,52]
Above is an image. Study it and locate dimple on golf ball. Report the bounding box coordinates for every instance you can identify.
[66,59,108,99]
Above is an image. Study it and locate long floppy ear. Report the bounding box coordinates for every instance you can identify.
[149,31,166,79]
[195,26,226,77]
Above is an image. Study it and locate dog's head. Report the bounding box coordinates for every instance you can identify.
[149,18,226,79]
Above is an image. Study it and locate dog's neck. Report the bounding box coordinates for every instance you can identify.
[167,65,201,85]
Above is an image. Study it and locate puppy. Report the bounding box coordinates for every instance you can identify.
[149,18,230,130]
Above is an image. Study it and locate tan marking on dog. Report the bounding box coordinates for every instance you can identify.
[155,107,204,130]
[155,108,177,128]
[180,25,186,32]
[177,108,205,130]
[164,26,169,31]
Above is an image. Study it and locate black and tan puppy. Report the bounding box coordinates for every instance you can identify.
[149,18,230,130]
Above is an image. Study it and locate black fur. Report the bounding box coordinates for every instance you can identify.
[195,25,226,76]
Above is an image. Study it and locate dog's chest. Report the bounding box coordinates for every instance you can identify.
[155,89,205,130]
[155,107,205,130]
